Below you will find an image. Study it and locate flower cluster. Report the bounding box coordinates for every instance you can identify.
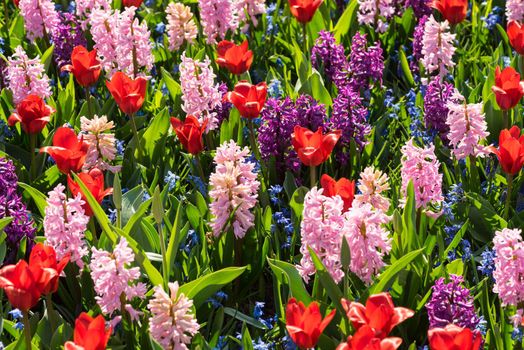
[353,166,390,212]
[424,78,454,141]
[199,0,240,44]
[19,0,60,40]
[81,115,121,173]
[493,228,524,307]
[357,0,396,32]
[311,31,348,85]
[421,15,456,77]
[76,0,111,25]
[506,0,524,23]
[165,3,198,51]
[50,13,88,69]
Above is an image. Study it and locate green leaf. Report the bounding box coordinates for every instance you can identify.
[160,68,181,104]
[0,217,13,233]
[290,186,309,220]
[267,258,312,303]
[18,182,48,217]
[399,49,415,86]
[369,248,424,294]
[333,0,358,41]
[223,307,268,330]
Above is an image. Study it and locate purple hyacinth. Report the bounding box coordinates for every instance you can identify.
[424,78,454,142]
[426,275,481,330]
[311,31,348,85]
[214,83,232,127]
[295,95,326,131]
[411,16,428,72]
[405,0,432,17]
[50,12,87,69]
[0,158,36,262]
[330,84,370,164]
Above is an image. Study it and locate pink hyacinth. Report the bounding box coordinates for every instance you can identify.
[401,139,443,215]
[81,115,121,173]
[421,15,456,77]
[209,140,260,239]
[446,91,490,160]
[89,8,118,74]
[179,52,221,132]
[507,0,524,23]
[6,46,51,105]
[165,3,198,51]
[199,0,239,44]
[44,184,89,268]
[76,0,111,27]
[343,202,392,284]
[90,237,147,319]
[357,0,396,33]
[148,282,200,350]
[297,187,345,283]
[235,0,266,29]
[353,166,390,212]
[19,0,60,40]
[493,228,524,307]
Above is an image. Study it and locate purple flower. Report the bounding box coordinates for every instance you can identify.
[50,12,87,69]
[295,95,327,131]
[311,31,348,85]
[411,16,428,72]
[424,78,454,142]
[426,274,481,330]
[0,158,36,262]
[404,0,432,17]
[214,83,232,127]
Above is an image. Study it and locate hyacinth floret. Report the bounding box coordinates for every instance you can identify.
[421,15,456,77]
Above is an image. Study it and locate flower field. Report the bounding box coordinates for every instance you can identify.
[0,0,524,348]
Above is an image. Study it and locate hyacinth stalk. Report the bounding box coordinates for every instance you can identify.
[152,186,168,290]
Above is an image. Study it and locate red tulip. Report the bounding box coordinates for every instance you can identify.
[431,0,468,24]
[64,313,111,350]
[321,174,355,212]
[226,81,267,119]
[106,72,147,115]
[508,21,524,56]
[170,115,207,155]
[491,66,524,110]
[490,126,524,175]
[62,46,101,87]
[0,260,51,311]
[29,243,69,295]
[40,127,90,174]
[68,168,113,216]
[122,0,142,7]
[428,324,481,350]
[286,298,335,349]
[291,126,341,167]
[288,0,323,24]
[8,95,54,134]
[216,40,254,75]
[336,326,403,350]
[342,292,414,339]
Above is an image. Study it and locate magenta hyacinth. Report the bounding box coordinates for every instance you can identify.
[424,78,454,141]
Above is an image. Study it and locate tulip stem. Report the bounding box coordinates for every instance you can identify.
[247,119,261,161]
[85,87,92,118]
[504,174,513,220]
[302,23,308,56]
[45,294,57,332]
[194,154,206,181]
[310,166,317,188]
[29,133,37,181]
[157,221,169,289]
[129,114,143,160]
[502,109,508,129]
[521,55,524,76]
[22,311,32,350]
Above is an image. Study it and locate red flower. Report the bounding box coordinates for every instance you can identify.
[490,126,524,175]
[321,174,355,212]
[431,0,468,24]
[508,21,524,56]
[288,0,323,24]
[122,0,142,7]
[64,313,111,350]
[291,126,341,167]
[106,72,147,115]
[491,66,524,110]
[285,298,335,349]
[40,127,90,174]
[0,260,51,311]
[68,168,113,216]
[170,115,207,155]
[8,95,54,134]
[336,326,403,350]
[226,81,267,119]
[342,292,414,339]
[29,243,69,295]
[428,324,482,350]
[62,46,101,87]
[217,40,254,75]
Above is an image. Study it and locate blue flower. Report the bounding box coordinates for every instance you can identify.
[8,309,22,320]
[253,338,273,350]
[164,171,180,192]
[188,175,208,197]
[182,229,199,254]
[253,301,265,319]
[155,23,166,34]
[268,79,283,98]
[108,208,117,224]
[461,239,472,261]
[116,140,125,156]
[142,192,151,201]
[481,6,502,31]
[14,322,24,331]
[478,248,496,278]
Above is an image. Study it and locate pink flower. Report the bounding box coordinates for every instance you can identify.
[421,15,456,77]
[297,187,345,283]
[493,228,524,307]
[343,203,392,284]
[179,52,221,132]
[89,8,118,74]
[6,46,51,105]
[507,0,524,23]
[89,237,146,319]
[44,184,89,269]
[357,0,395,33]
[19,0,60,40]
[401,139,443,215]
[199,0,239,44]
[166,3,198,51]
[148,282,200,350]
[446,91,490,160]
[209,140,260,239]
[76,0,111,27]
[235,0,266,29]
[81,115,121,173]
[353,166,390,212]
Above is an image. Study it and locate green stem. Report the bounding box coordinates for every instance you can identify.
[157,222,168,289]
[22,311,32,350]
[247,119,261,161]
[502,109,508,130]
[85,87,92,118]
[194,154,206,181]
[504,174,513,220]
[521,55,524,76]
[45,294,57,331]
[89,219,98,246]
[309,165,317,188]
[3,0,8,27]
[29,133,37,181]
[129,113,143,160]
[302,22,308,56]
